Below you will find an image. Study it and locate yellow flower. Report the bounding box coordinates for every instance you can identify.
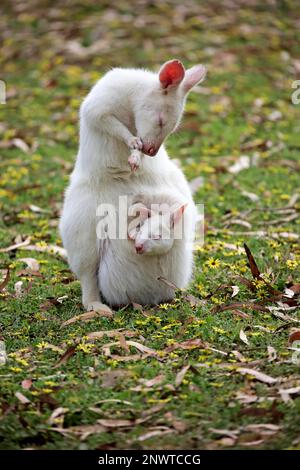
[213,327,227,335]
[76,343,94,353]
[159,303,171,310]
[205,257,221,269]
[286,259,298,270]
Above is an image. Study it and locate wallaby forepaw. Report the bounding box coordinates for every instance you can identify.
[128,136,143,151]
[87,301,113,318]
[128,150,141,172]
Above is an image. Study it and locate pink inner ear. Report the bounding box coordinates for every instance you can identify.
[183,65,206,93]
[171,203,188,226]
[159,60,185,89]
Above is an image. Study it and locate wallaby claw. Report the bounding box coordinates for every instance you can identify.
[128,136,143,151]
[87,301,113,318]
[128,150,141,171]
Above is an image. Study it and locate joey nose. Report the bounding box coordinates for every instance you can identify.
[142,143,159,157]
[135,244,144,254]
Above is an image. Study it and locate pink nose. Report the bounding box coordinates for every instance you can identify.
[142,143,158,157]
[135,244,144,254]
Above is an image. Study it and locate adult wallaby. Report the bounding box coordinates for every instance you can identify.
[59,59,206,314]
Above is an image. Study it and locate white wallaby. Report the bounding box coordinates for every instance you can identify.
[59,59,206,312]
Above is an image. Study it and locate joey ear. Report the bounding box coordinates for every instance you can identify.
[171,203,188,227]
[159,59,185,90]
[129,203,151,220]
[182,64,206,93]
[138,206,151,220]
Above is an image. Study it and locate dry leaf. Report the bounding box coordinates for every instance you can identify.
[166,338,207,353]
[62,309,111,327]
[175,365,190,387]
[267,346,277,362]
[14,281,24,298]
[288,329,300,344]
[244,243,261,279]
[22,243,67,260]
[12,138,30,153]
[212,301,267,314]
[19,258,40,271]
[279,385,300,403]
[0,237,31,253]
[101,340,158,357]
[0,340,7,366]
[139,374,165,387]
[237,367,278,384]
[54,346,77,368]
[21,379,32,390]
[239,329,249,345]
[51,424,107,440]
[231,285,240,297]
[47,407,69,425]
[15,391,31,404]
[0,269,10,292]
[119,333,129,352]
[228,155,250,174]
[137,428,174,442]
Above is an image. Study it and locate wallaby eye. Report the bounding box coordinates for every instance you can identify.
[158,113,165,128]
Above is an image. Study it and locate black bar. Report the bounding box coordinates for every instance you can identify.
[0,450,298,468]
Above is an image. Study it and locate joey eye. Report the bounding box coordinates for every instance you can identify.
[158,114,165,128]
[152,234,162,240]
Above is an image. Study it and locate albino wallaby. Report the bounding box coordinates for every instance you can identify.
[59,59,206,312]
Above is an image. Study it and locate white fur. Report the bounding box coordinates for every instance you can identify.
[59,60,206,309]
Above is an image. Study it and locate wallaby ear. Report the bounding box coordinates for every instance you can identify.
[171,203,188,227]
[159,59,185,90]
[182,64,206,93]
[129,203,151,220]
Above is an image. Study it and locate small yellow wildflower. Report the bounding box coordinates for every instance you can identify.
[286,259,298,270]
[205,257,221,269]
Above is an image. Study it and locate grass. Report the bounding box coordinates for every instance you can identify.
[0,0,300,450]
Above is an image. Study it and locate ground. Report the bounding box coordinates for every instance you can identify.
[0,0,300,450]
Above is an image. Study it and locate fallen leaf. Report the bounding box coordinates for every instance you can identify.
[239,329,249,345]
[279,385,300,402]
[51,424,107,441]
[231,285,240,297]
[137,428,174,442]
[175,365,190,387]
[19,258,40,271]
[15,391,31,404]
[21,379,32,390]
[12,137,30,153]
[101,340,158,357]
[62,309,111,326]
[228,155,250,174]
[0,237,31,253]
[22,243,67,260]
[212,301,267,314]
[0,268,10,292]
[97,417,149,427]
[267,346,277,362]
[47,407,69,425]
[237,367,278,384]
[165,338,207,352]
[14,281,24,298]
[288,329,300,344]
[140,374,165,388]
[0,340,7,366]
[244,243,261,279]
[119,333,129,353]
[53,346,77,368]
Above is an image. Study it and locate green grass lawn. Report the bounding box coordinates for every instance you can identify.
[0,0,300,450]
